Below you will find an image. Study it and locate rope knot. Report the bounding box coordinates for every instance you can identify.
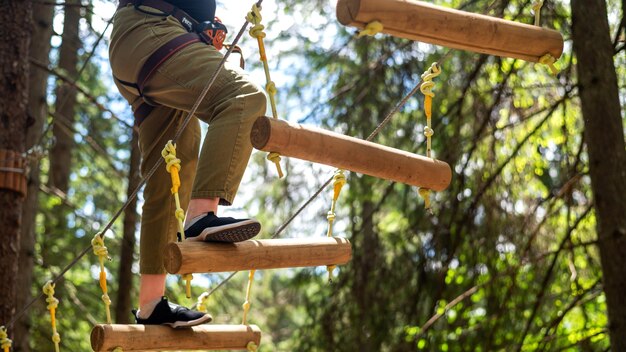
[326,211,336,222]
[246,5,266,38]
[424,127,434,138]
[247,341,259,351]
[266,81,277,96]
[43,281,59,310]
[197,292,210,313]
[357,20,383,37]
[419,188,432,210]
[161,141,181,174]
[91,233,110,260]
[420,62,441,97]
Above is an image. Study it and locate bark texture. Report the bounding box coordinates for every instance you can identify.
[115,131,141,324]
[571,0,626,349]
[0,0,32,327]
[48,0,80,193]
[14,3,54,350]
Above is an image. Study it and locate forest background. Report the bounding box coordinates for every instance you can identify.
[0,0,625,351]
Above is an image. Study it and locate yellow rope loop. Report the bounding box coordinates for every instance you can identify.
[182,274,193,299]
[246,341,258,352]
[241,270,256,325]
[1,326,12,352]
[197,292,210,313]
[532,0,543,26]
[246,4,265,37]
[267,152,284,178]
[539,53,559,75]
[42,281,61,352]
[357,20,384,38]
[91,233,112,324]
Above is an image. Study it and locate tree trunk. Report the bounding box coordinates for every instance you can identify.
[0,0,32,328]
[14,3,54,350]
[115,130,141,324]
[571,0,626,349]
[48,0,80,193]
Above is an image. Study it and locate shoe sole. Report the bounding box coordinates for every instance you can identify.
[187,219,261,243]
[165,313,213,328]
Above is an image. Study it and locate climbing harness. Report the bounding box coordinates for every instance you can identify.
[114,0,229,126]
[91,233,113,324]
[247,3,284,178]
[419,62,442,211]
[43,281,61,352]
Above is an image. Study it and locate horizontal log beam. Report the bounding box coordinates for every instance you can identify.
[251,116,451,191]
[91,324,261,351]
[336,0,563,62]
[165,237,352,275]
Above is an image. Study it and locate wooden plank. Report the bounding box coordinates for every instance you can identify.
[165,237,352,274]
[90,324,262,351]
[336,0,563,62]
[251,116,451,191]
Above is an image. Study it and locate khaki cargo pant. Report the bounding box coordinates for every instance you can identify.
[109,5,267,274]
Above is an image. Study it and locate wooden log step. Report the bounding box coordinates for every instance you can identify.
[91,324,261,351]
[336,0,564,62]
[251,116,451,191]
[165,237,352,275]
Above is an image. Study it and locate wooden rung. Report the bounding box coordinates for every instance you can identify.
[91,324,261,351]
[251,116,451,191]
[164,237,352,275]
[336,0,564,62]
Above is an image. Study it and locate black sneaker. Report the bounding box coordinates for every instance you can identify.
[133,297,212,328]
[181,212,261,243]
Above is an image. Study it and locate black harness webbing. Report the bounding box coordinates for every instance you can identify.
[115,0,224,126]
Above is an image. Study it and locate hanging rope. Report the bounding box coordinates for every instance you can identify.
[0,326,11,352]
[241,270,256,325]
[43,281,61,352]
[325,169,347,282]
[418,62,442,211]
[532,0,543,26]
[196,292,210,313]
[247,4,284,178]
[91,233,112,324]
[161,141,193,298]
[357,21,384,38]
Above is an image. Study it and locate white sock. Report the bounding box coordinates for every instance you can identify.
[137,297,161,319]
[185,213,208,230]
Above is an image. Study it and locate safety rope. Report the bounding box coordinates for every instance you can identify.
[0,326,11,352]
[418,62,442,211]
[241,270,256,325]
[247,4,284,178]
[325,169,347,282]
[161,141,193,298]
[43,281,61,352]
[91,233,112,324]
[357,21,384,38]
[532,0,543,26]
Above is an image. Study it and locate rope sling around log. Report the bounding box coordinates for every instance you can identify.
[90,324,262,351]
[336,0,564,63]
[250,116,452,192]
